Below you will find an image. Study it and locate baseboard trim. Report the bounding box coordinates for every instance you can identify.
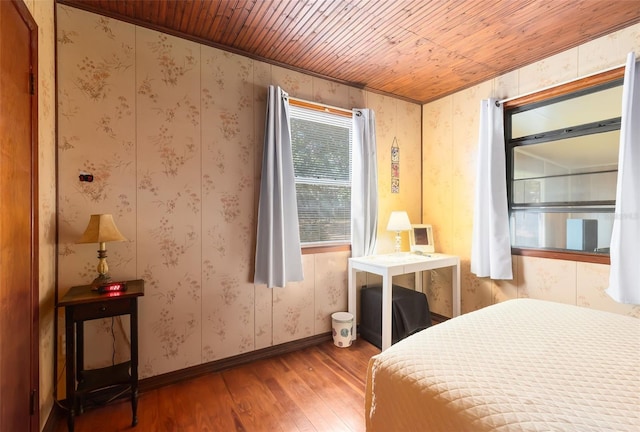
[431,312,450,325]
[139,332,332,392]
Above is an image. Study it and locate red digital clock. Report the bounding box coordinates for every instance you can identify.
[97,281,128,294]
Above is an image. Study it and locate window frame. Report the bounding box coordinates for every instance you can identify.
[503,66,625,265]
[288,97,353,255]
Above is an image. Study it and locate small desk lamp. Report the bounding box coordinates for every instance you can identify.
[386,211,412,253]
[77,214,127,287]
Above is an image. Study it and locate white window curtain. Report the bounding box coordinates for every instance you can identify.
[254,85,304,288]
[607,52,640,304]
[471,98,513,279]
[351,108,378,257]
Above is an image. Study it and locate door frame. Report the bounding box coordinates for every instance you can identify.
[6,0,40,430]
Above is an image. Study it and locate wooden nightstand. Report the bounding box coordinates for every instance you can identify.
[58,279,144,432]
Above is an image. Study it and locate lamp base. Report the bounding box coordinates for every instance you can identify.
[91,273,112,290]
[394,231,402,253]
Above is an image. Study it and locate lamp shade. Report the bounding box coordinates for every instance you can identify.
[77,214,127,244]
[386,211,412,232]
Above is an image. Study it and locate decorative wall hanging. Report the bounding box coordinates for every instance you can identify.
[391,137,400,193]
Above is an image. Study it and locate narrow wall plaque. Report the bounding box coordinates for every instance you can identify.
[391,137,399,193]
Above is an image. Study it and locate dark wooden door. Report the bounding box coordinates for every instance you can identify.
[0,0,39,430]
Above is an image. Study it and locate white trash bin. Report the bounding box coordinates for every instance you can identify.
[331,312,353,348]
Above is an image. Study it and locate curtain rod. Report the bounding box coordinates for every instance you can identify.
[496,62,626,106]
[289,96,353,115]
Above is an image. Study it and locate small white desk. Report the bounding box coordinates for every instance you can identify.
[348,253,460,350]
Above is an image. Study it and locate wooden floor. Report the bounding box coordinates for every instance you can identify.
[55,339,381,432]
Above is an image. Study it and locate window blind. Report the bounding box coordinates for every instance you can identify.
[289,105,352,244]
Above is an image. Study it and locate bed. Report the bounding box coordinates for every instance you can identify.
[365,298,640,431]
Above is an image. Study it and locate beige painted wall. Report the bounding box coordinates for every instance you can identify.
[55,4,422,381]
[422,23,640,318]
[20,0,57,429]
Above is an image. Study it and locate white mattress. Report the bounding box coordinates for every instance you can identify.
[365,299,640,431]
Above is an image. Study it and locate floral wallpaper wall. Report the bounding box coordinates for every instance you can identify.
[56,4,422,382]
[422,23,640,318]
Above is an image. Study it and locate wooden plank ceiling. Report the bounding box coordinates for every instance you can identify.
[58,0,640,104]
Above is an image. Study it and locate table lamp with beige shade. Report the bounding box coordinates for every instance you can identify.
[386,211,412,253]
[77,214,127,288]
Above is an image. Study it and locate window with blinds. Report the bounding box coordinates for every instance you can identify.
[289,103,352,246]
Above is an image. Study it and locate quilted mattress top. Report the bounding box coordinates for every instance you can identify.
[365,299,640,431]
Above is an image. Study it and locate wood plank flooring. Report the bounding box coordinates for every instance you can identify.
[54,339,381,432]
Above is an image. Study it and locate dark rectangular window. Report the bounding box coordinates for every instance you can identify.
[505,79,622,256]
